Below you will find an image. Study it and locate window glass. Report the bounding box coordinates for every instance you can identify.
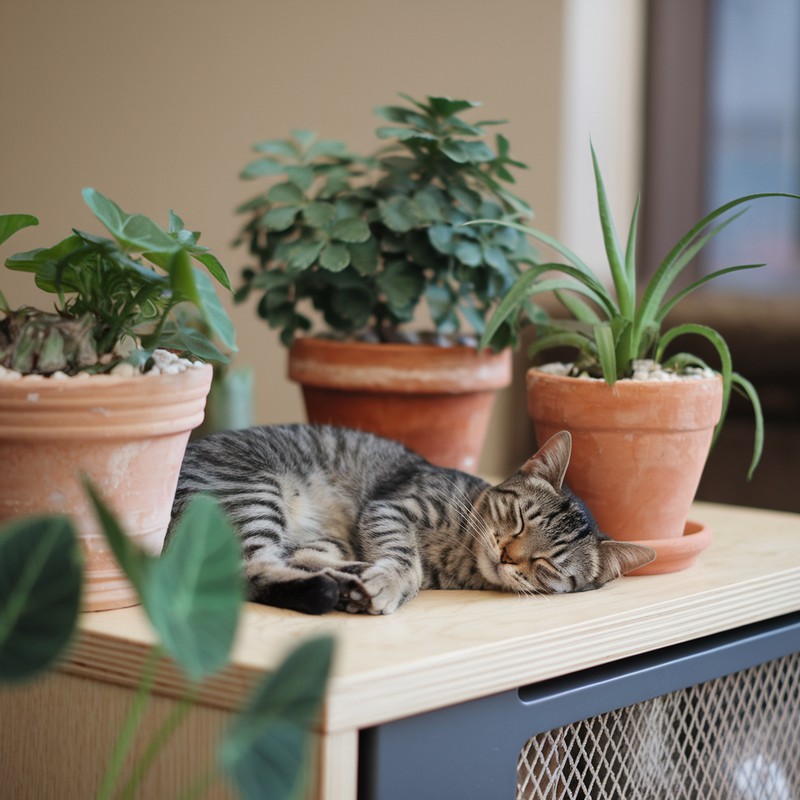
[704,0,800,292]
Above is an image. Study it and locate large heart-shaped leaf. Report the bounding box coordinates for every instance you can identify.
[221,636,335,800]
[0,515,82,682]
[143,494,244,683]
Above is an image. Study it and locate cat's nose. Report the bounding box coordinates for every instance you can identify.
[500,547,516,565]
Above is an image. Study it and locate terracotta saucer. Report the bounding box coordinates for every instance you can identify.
[627,520,713,576]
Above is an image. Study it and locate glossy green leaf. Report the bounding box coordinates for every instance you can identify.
[378,196,418,233]
[0,515,82,682]
[253,138,301,158]
[286,240,323,270]
[377,260,424,309]
[0,214,38,247]
[267,183,305,205]
[590,146,631,317]
[239,158,285,180]
[167,248,201,305]
[454,240,483,267]
[263,206,300,232]
[347,238,380,275]
[302,202,337,228]
[732,372,764,479]
[479,264,615,351]
[144,495,244,683]
[656,263,765,323]
[319,243,350,271]
[440,139,494,164]
[221,636,335,800]
[191,250,232,291]
[192,268,238,352]
[593,323,617,384]
[428,224,455,255]
[655,323,733,449]
[331,218,370,243]
[305,138,349,160]
[83,189,179,254]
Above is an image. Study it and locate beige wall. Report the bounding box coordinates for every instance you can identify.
[2,0,569,475]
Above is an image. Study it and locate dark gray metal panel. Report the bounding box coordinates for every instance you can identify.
[358,613,800,800]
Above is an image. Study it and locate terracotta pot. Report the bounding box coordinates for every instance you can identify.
[0,364,212,611]
[526,368,723,574]
[288,338,512,472]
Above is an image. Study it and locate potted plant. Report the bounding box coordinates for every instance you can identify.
[478,145,799,573]
[0,190,236,610]
[235,94,537,472]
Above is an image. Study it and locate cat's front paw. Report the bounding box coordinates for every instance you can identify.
[358,565,410,615]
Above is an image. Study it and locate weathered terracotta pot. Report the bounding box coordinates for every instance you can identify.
[526,368,723,574]
[288,338,512,473]
[0,364,212,611]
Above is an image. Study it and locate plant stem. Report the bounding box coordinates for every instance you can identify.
[96,646,161,800]
[118,684,198,800]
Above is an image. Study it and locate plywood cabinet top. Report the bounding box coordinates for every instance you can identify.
[69,502,800,732]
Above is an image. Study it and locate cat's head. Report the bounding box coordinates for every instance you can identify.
[471,431,655,594]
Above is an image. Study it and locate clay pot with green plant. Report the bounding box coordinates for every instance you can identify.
[478,145,800,573]
[0,192,236,610]
[235,94,537,470]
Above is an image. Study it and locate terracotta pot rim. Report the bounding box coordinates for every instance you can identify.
[289,337,512,394]
[291,335,502,357]
[526,366,722,391]
[0,363,213,439]
[0,362,212,390]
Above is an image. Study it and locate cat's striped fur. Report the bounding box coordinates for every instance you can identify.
[168,424,655,615]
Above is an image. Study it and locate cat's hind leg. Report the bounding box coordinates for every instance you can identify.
[246,560,342,615]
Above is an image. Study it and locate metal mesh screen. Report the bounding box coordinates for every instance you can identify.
[517,653,800,800]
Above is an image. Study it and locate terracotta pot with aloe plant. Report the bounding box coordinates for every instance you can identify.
[0,193,236,609]
[478,146,799,573]
[234,94,537,472]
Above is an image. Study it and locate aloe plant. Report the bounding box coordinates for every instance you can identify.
[1,190,236,374]
[478,145,800,478]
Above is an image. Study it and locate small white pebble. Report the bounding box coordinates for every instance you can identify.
[110,362,138,378]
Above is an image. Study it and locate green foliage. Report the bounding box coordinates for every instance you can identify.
[235,94,536,350]
[0,515,82,682]
[221,635,335,800]
[479,144,800,478]
[0,490,333,799]
[0,192,236,375]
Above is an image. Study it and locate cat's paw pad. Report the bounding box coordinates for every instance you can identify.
[323,570,371,613]
[359,566,406,615]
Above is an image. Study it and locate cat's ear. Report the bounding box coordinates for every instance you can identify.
[595,540,656,584]
[521,431,572,490]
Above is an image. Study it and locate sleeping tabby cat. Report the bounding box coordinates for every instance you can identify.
[168,424,655,615]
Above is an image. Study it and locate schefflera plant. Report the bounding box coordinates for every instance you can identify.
[235,94,537,349]
[478,145,800,478]
[0,190,236,375]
